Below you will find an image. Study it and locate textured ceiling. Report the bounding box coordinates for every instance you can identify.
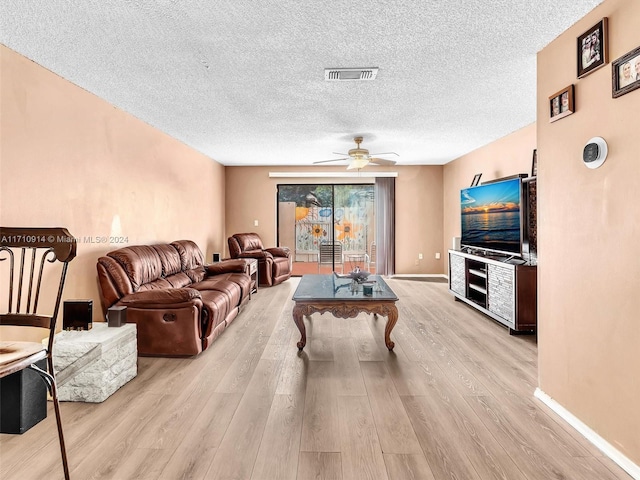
[0,0,603,166]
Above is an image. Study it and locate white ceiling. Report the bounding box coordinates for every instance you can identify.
[1,0,603,167]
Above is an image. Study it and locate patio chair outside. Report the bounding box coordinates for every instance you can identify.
[318,242,344,273]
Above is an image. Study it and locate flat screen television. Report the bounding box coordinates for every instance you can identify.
[460,177,523,257]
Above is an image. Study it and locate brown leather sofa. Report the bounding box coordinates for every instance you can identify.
[227,233,292,287]
[97,240,252,356]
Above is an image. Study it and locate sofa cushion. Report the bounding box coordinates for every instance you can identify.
[165,272,193,288]
[108,245,163,292]
[171,240,205,270]
[226,273,252,300]
[153,243,183,276]
[192,276,242,307]
[138,278,173,292]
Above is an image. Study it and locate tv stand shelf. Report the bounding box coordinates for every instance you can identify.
[468,283,487,293]
[468,268,486,278]
[449,250,536,334]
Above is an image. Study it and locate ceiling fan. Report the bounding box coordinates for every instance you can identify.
[313,136,398,170]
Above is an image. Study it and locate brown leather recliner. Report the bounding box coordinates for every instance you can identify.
[97,240,252,356]
[228,233,292,287]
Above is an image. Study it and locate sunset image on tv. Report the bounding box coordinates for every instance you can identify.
[460,178,522,255]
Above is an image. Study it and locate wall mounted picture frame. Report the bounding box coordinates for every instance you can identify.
[471,173,482,186]
[577,18,608,78]
[612,45,640,98]
[531,149,538,177]
[548,84,575,122]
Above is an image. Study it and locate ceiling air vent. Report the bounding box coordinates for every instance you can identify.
[324,67,379,81]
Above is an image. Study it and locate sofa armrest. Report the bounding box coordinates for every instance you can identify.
[238,250,273,261]
[265,246,291,258]
[118,288,202,308]
[205,259,247,275]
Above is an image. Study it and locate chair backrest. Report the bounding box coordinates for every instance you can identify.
[0,227,77,351]
[228,233,264,259]
[319,242,343,265]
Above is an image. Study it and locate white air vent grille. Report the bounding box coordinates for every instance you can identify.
[325,67,379,81]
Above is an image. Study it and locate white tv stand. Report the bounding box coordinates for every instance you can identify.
[448,249,537,334]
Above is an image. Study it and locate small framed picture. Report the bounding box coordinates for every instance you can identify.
[577,18,608,78]
[531,149,538,177]
[471,173,482,187]
[612,46,640,98]
[548,84,575,122]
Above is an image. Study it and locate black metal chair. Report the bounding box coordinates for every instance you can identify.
[0,227,77,480]
[317,241,344,273]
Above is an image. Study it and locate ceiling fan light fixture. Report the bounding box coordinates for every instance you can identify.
[347,157,370,170]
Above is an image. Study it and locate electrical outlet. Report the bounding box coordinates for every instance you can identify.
[254,220,259,226]
[435,252,441,260]
[418,253,423,260]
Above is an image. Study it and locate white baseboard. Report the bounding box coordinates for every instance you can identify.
[534,388,640,479]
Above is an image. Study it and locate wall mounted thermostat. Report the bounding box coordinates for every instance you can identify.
[583,137,608,169]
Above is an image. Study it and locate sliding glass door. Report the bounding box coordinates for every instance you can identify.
[277,184,375,276]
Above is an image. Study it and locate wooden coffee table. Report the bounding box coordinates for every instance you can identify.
[292,274,399,351]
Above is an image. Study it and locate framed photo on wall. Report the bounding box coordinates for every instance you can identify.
[577,18,608,78]
[548,84,575,122]
[612,45,640,98]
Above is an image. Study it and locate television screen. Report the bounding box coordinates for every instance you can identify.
[460,177,523,256]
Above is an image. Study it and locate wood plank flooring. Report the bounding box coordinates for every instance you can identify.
[0,278,631,480]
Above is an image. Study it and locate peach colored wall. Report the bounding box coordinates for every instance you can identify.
[225,165,444,274]
[0,46,226,338]
[537,0,640,465]
[442,123,537,269]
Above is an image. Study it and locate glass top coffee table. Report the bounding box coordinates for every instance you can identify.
[292,274,399,351]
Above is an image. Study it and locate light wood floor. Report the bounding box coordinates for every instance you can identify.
[0,278,631,480]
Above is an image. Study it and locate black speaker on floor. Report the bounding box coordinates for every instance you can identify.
[212,253,221,262]
[63,299,93,330]
[0,359,47,434]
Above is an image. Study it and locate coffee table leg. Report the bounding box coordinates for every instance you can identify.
[293,304,307,350]
[384,305,398,351]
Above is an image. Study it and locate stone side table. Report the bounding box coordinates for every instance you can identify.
[52,323,137,402]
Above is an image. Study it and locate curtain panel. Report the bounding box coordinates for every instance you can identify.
[374,177,395,276]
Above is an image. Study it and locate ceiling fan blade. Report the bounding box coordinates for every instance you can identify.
[370,151,399,157]
[313,157,349,164]
[369,158,397,166]
[331,152,349,156]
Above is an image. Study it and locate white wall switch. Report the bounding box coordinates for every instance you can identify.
[254,220,259,226]
[435,252,441,259]
[418,253,423,260]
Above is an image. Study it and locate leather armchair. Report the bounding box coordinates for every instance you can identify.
[228,232,292,287]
